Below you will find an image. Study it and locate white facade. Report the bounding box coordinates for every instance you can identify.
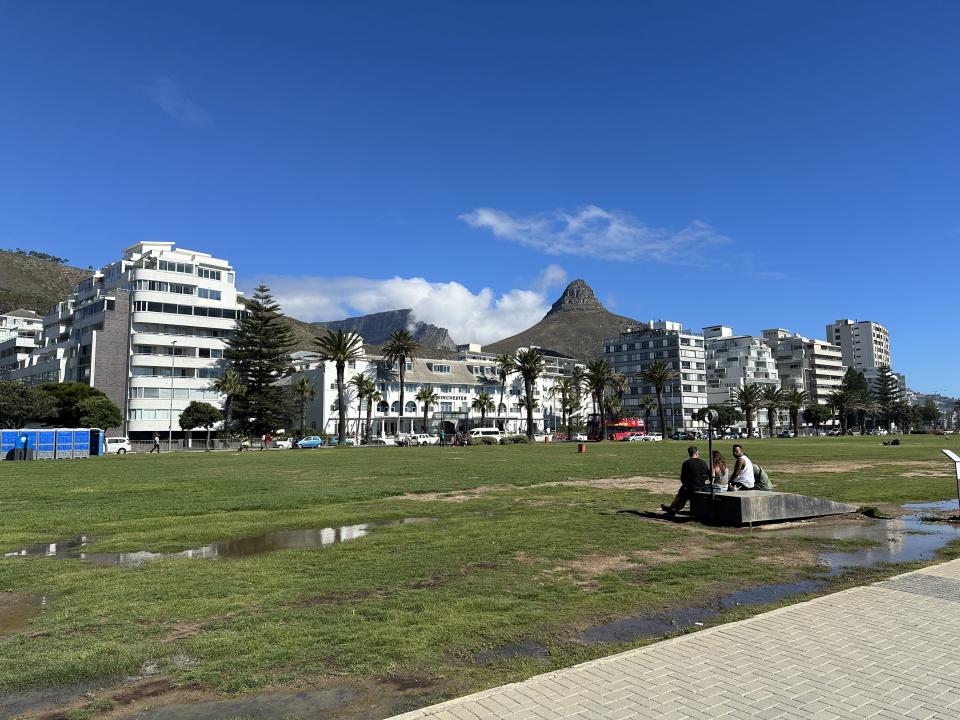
[761,329,845,405]
[0,309,43,377]
[826,319,891,372]
[283,345,577,437]
[604,321,708,432]
[12,242,242,436]
[703,325,782,429]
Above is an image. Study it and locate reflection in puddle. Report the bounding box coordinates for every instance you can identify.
[580,502,960,645]
[2,519,432,567]
[0,592,48,636]
[902,499,959,513]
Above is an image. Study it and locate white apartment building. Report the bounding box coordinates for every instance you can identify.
[0,309,43,377]
[826,319,891,371]
[703,325,782,429]
[604,321,708,432]
[282,344,577,437]
[761,329,845,404]
[12,242,242,437]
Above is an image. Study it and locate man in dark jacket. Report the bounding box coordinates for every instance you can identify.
[661,446,710,515]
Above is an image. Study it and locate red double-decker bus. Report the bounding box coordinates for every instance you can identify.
[586,415,645,441]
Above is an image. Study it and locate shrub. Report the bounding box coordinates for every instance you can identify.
[508,434,529,444]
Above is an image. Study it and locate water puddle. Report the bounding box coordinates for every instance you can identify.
[580,501,960,645]
[2,518,433,567]
[0,592,48,636]
[475,640,549,665]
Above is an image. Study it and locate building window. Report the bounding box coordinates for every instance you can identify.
[197,267,222,281]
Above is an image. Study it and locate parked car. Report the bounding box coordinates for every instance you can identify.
[105,436,132,454]
[777,430,796,439]
[571,433,588,442]
[405,433,439,446]
[367,436,397,446]
[327,437,356,447]
[625,434,646,442]
[294,436,324,448]
[669,431,697,441]
[273,438,293,449]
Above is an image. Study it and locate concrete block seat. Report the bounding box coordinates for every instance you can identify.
[690,490,858,526]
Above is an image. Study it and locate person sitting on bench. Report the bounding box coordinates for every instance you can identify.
[661,446,710,515]
[728,444,755,490]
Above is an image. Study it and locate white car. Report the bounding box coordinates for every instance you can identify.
[272,438,293,449]
[571,433,588,442]
[368,437,397,446]
[105,436,132,454]
[636,433,662,442]
[405,433,439,446]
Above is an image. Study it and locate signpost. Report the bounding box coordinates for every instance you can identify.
[941,449,960,512]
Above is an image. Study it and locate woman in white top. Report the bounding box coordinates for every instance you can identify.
[729,444,755,490]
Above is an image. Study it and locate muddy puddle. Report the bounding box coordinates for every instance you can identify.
[1,518,432,567]
[578,501,960,645]
[0,592,48,636]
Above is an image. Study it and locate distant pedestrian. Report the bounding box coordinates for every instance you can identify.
[263,432,272,451]
[439,430,446,446]
[729,444,755,490]
[150,433,161,453]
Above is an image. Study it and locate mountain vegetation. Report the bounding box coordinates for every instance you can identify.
[0,249,90,314]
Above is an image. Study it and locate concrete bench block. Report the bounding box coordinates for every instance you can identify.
[690,490,858,526]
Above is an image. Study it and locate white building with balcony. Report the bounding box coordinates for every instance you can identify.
[12,242,242,437]
[703,325,782,431]
[761,328,845,405]
[281,343,578,438]
[0,309,43,378]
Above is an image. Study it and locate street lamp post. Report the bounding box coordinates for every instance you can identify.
[168,340,178,452]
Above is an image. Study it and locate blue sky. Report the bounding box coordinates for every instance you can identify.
[2,1,958,395]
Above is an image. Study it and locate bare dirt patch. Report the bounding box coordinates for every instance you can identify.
[900,471,951,478]
[392,475,676,503]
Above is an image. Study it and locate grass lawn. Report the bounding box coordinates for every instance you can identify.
[1,435,959,716]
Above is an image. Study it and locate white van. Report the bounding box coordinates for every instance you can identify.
[105,436,132,454]
[469,428,503,439]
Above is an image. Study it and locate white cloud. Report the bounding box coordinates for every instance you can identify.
[250,266,569,345]
[140,76,212,127]
[459,205,729,263]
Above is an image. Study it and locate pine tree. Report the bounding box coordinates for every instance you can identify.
[873,365,902,430]
[225,285,294,436]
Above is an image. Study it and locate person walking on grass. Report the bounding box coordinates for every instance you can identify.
[661,446,710,515]
[150,433,161,454]
[729,444,755,490]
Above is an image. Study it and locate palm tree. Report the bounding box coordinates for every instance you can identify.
[415,386,438,433]
[210,367,245,433]
[760,385,786,438]
[494,353,515,431]
[366,389,382,442]
[291,376,317,437]
[585,358,616,441]
[471,391,495,427]
[381,329,420,436]
[730,383,764,438]
[518,395,538,434]
[640,396,657,435]
[514,348,545,439]
[316,328,364,445]
[349,374,376,442]
[783,388,808,436]
[827,388,852,434]
[547,378,576,433]
[638,360,680,436]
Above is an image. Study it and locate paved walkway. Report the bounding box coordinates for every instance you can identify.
[390,559,960,720]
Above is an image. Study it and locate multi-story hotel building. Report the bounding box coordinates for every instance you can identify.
[11,242,242,437]
[281,343,578,437]
[761,329,845,404]
[603,321,708,432]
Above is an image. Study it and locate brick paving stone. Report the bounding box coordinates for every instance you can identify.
[390,559,960,720]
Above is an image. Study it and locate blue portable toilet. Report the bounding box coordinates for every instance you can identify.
[1,430,18,459]
[36,430,56,459]
[72,429,90,459]
[55,429,75,459]
[89,428,106,456]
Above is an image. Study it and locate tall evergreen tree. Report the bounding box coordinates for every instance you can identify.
[873,365,902,430]
[225,285,294,436]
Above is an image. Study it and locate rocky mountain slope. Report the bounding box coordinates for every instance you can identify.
[0,250,90,315]
[482,279,640,360]
[314,309,457,351]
